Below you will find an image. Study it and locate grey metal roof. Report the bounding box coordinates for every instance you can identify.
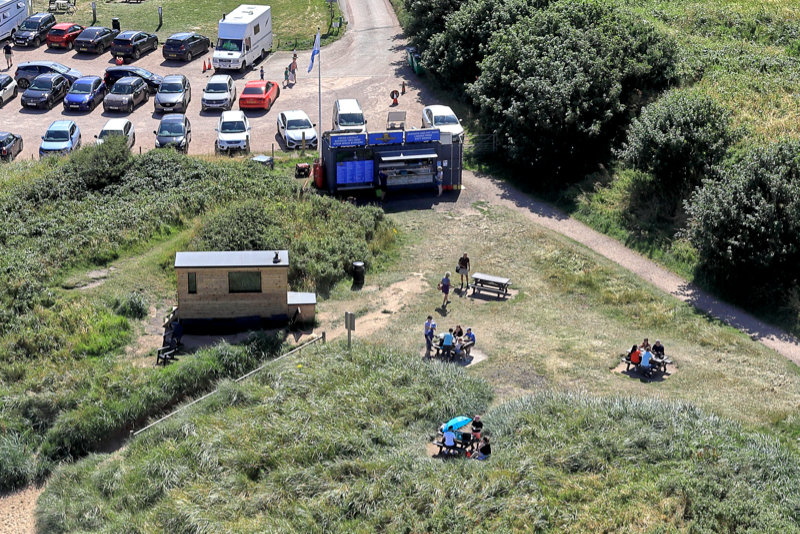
[287,291,317,305]
[175,250,289,268]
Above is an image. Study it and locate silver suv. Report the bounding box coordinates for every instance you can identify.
[154,74,191,113]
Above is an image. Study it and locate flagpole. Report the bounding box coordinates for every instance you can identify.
[318,26,322,158]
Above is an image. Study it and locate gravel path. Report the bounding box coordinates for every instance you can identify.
[460,170,800,365]
[0,486,41,534]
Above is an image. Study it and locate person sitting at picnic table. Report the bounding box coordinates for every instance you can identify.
[640,348,653,373]
[640,338,651,352]
[441,328,455,358]
[464,328,475,354]
[439,272,451,308]
[453,324,464,338]
[652,339,665,357]
[453,337,465,359]
[628,345,641,366]
[442,427,458,455]
[471,436,491,460]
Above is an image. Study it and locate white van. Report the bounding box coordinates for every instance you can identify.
[0,0,29,42]
[212,4,273,72]
[332,99,367,133]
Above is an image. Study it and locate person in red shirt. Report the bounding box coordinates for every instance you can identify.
[627,345,641,371]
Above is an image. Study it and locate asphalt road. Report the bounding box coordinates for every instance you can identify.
[0,0,427,159]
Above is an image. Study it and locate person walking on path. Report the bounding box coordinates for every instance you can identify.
[457,252,470,291]
[290,58,297,84]
[424,315,436,357]
[3,43,12,69]
[283,66,289,88]
[439,272,451,308]
[260,66,264,80]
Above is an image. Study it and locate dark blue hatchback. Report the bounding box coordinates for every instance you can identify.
[63,76,107,112]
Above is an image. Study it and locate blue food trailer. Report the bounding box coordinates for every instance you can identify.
[319,128,463,195]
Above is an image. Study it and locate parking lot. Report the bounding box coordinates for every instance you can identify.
[0,0,430,160]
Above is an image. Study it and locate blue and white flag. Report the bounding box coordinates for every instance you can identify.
[308,31,320,73]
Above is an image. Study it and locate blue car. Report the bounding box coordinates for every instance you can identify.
[63,76,107,112]
[40,120,81,159]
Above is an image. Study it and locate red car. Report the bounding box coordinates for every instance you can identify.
[239,80,279,110]
[46,23,85,50]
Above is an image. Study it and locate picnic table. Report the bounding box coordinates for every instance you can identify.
[430,335,474,361]
[622,351,672,377]
[469,272,511,298]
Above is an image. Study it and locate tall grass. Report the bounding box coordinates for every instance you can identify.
[37,343,800,532]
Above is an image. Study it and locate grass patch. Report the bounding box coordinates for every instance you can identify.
[60,0,343,49]
[37,343,800,532]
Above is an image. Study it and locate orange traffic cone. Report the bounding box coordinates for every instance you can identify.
[202,60,207,73]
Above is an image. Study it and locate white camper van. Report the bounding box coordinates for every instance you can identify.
[212,4,273,72]
[0,0,29,42]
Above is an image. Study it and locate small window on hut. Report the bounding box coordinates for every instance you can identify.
[229,271,262,293]
[188,272,197,294]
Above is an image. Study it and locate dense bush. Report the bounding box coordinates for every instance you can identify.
[38,344,800,532]
[114,291,149,319]
[401,0,462,49]
[618,90,740,192]
[193,197,391,293]
[466,0,677,179]
[684,140,800,303]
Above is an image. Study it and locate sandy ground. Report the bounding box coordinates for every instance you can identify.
[0,486,42,534]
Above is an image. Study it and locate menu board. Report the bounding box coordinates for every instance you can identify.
[336,159,374,185]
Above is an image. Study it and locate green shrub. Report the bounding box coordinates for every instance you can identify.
[114,291,149,319]
[683,140,800,304]
[467,0,677,180]
[402,0,461,48]
[618,90,740,193]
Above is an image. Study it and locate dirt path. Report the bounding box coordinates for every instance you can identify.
[0,486,42,534]
[460,170,800,366]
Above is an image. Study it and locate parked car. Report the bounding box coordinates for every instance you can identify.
[201,74,236,111]
[0,75,18,106]
[154,74,191,113]
[238,80,279,110]
[277,110,317,149]
[46,22,84,50]
[111,30,159,61]
[95,118,135,148]
[21,73,69,109]
[103,76,149,113]
[215,110,250,154]
[40,120,81,158]
[0,132,23,162]
[13,12,56,47]
[63,76,107,112]
[73,26,119,54]
[162,32,210,61]
[104,66,163,94]
[14,61,82,89]
[154,113,191,153]
[421,105,464,141]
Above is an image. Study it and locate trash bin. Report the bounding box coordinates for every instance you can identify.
[251,155,274,169]
[112,17,121,32]
[352,261,365,286]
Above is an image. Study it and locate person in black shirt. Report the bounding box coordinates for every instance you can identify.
[473,436,491,460]
[652,339,665,357]
[3,43,12,69]
[457,252,470,290]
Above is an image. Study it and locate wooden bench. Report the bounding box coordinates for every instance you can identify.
[156,343,177,366]
[433,433,473,456]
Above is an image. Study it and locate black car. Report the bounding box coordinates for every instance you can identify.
[13,12,56,47]
[21,73,69,109]
[110,30,158,61]
[154,113,191,153]
[162,32,210,62]
[14,61,82,89]
[104,66,163,94]
[0,132,23,162]
[73,26,120,54]
[103,76,149,113]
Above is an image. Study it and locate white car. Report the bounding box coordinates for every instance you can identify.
[215,110,250,154]
[422,105,464,141]
[277,110,317,149]
[201,74,236,112]
[0,74,18,106]
[95,118,135,148]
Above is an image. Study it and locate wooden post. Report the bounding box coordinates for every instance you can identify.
[345,312,355,350]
